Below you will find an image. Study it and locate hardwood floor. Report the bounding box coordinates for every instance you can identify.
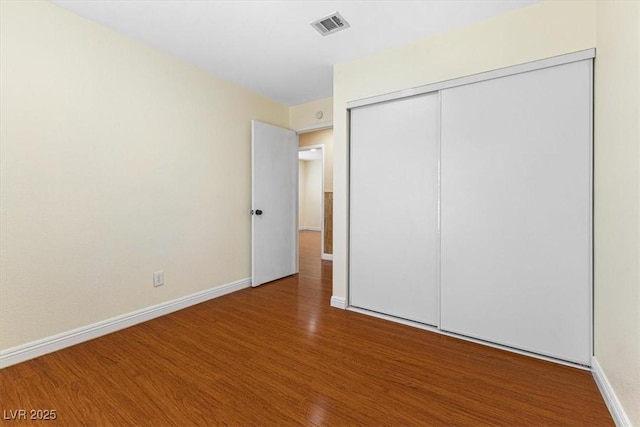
[1,231,612,426]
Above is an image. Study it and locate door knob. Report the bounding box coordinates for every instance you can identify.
[255,209,263,215]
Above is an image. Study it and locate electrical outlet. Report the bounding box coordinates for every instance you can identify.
[153,271,164,287]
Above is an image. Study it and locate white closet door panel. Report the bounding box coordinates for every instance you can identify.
[350,93,440,325]
[440,60,592,364]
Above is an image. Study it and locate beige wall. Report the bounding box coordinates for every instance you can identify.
[289,97,333,132]
[594,1,640,424]
[299,128,333,192]
[298,160,322,229]
[0,1,289,350]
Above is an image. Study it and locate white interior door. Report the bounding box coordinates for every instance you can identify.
[349,93,440,326]
[252,120,298,287]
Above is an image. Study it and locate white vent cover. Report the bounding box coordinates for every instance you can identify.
[310,12,350,36]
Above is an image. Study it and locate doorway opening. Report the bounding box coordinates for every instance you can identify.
[298,126,333,261]
[298,145,324,258]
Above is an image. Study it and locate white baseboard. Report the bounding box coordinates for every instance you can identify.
[298,226,321,231]
[0,278,251,369]
[592,356,632,426]
[321,253,333,261]
[330,296,346,309]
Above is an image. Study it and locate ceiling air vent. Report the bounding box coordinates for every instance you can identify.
[311,12,350,36]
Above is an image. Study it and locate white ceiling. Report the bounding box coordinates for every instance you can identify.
[50,0,539,106]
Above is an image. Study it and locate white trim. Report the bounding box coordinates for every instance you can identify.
[587,59,595,362]
[436,90,442,328]
[347,49,596,109]
[330,296,346,309]
[0,278,251,369]
[299,226,321,232]
[322,253,333,261]
[347,306,591,371]
[295,122,333,134]
[592,357,632,427]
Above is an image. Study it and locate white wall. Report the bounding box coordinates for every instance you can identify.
[594,1,640,424]
[0,1,289,351]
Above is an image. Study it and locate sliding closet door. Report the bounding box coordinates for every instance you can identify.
[350,93,439,325]
[440,60,592,364]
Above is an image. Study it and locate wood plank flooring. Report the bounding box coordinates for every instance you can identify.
[0,231,612,426]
